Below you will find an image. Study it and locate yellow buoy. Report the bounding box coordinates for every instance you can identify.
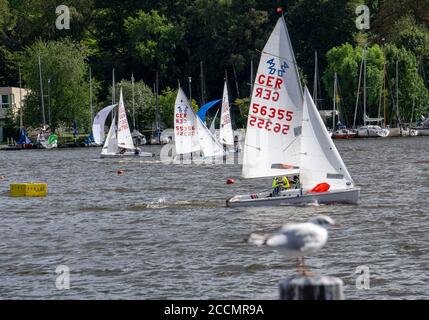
[10,183,48,197]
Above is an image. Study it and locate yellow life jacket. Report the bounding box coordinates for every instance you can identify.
[272,177,290,189]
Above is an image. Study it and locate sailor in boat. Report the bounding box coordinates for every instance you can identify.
[134,147,141,155]
[292,175,301,189]
[271,176,290,197]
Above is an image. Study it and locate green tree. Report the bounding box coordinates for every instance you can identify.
[124,10,183,77]
[19,39,91,132]
[322,44,384,126]
[389,15,429,90]
[234,97,251,128]
[114,79,155,131]
[385,44,429,125]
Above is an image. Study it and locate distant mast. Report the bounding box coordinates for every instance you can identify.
[155,71,160,143]
[200,61,205,106]
[19,65,23,129]
[313,51,318,109]
[396,59,400,127]
[250,56,254,97]
[132,73,136,130]
[38,55,46,130]
[112,68,115,105]
[89,67,93,124]
[333,72,337,132]
[363,48,367,126]
[353,47,365,128]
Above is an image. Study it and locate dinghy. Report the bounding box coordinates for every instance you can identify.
[100,88,153,158]
[174,88,224,159]
[219,80,235,150]
[227,17,359,207]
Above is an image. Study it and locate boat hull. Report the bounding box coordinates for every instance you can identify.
[357,127,389,138]
[226,188,360,207]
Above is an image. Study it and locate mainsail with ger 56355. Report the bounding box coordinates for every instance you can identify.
[227,17,360,207]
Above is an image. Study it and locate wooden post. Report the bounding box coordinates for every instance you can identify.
[279,276,344,300]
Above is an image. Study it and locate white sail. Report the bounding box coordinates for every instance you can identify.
[92,104,117,144]
[117,89,135,150]
[300,87,354,190]
[219,81,234,145]
[242,17,303,178]
[174,87,200,155]
[196,116,224,157]
[101,117,118,155]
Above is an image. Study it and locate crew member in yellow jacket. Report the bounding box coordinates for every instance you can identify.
[271,176,290,196]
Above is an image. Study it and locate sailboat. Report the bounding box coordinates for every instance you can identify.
[331,73,357,139]
[219,80,235,150]
[99,88,153,158]
[174,87,224,159]
[227,17,359,207]
[355,48,389,138]
[36,55,57,149]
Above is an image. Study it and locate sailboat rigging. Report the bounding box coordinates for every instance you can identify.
[227,17,359,207]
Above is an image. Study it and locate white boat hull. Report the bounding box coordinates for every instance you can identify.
[357,127,389,138]
[226,188,360,207]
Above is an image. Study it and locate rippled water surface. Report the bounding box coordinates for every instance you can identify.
[0,137,428,299]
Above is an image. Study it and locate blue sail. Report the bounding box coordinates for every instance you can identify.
[17,128,32,145]
[197,99,222,122]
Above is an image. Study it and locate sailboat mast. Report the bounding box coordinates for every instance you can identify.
[250,56,254,96]
[89,67,93,124]
[155,70,160,143]
[353,47,365,128]
[313,51,318,109]
[363,49,367,126]
[383,46,387,127]
[132,73,135,130]
[333,72,337,131]
[396,59,400,126]
[281,15,303,99]
[38,55,46,129]
[112,68,116,120]
[200,61,205,106]
[19,65,23,129]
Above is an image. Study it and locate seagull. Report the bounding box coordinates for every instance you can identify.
[248,215,340,276]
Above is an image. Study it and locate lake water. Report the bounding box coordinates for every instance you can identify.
[0,137,428,299]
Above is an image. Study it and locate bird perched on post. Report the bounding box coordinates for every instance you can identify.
[248,215,340,276]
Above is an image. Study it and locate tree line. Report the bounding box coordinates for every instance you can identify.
[0,0,428,135]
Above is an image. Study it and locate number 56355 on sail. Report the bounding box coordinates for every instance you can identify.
[248,115,290,134]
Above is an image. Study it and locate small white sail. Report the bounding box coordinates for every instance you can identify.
[242,17,303,178]
[174,88,200,155]
[117,89,135,150]
[219,81,234,145]
[101,117,118,155]
[300,87,354,190]
[196,116,224,157]
[92,104,117,144]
